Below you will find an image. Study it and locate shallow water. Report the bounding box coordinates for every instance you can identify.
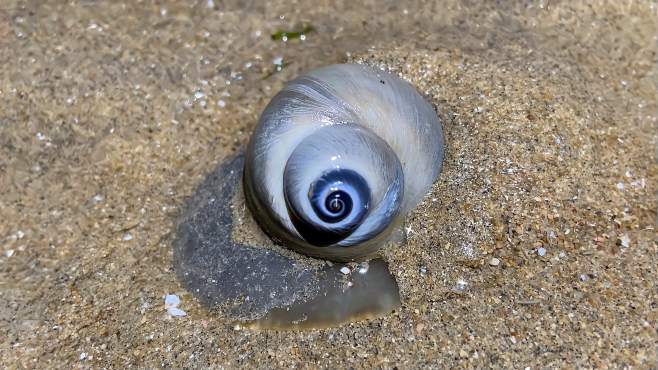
[1,0,656,368]
[247,260,401,330]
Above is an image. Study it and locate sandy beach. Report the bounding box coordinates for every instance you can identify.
[1,1,656,368]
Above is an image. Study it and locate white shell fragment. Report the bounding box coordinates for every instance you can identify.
[165,294,187,317]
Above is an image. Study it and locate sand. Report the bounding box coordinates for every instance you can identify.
[1,0,656,368]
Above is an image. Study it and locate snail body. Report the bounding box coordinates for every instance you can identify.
[245,64,444,261]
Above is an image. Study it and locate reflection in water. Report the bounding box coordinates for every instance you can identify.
[248,259,400,330]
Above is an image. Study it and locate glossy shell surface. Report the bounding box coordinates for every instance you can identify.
[245,63,444,261]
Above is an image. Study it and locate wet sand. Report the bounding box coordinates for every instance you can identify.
[1,1,656,368]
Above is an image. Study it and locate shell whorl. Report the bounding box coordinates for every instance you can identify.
[244,63,444,261]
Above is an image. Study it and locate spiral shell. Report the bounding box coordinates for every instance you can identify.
[245,63,444,261]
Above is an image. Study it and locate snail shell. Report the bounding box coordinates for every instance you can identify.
[174,64,444,327]
[245,64,444,261]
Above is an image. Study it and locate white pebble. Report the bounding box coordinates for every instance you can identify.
[339,266,350,275]
[489,257,500,266]
[165,294,187,317]
[164,294,181,308]
[122,233,133,241]
[537,247,546,257]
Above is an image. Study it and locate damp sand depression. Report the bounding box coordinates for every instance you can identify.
[1,1,656,368]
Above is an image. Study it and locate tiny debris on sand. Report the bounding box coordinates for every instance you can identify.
[164,294,187,317]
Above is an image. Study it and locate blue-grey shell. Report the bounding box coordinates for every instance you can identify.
[244,63,444,261]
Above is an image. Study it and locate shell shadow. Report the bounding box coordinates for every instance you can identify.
[173,152,400,328]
